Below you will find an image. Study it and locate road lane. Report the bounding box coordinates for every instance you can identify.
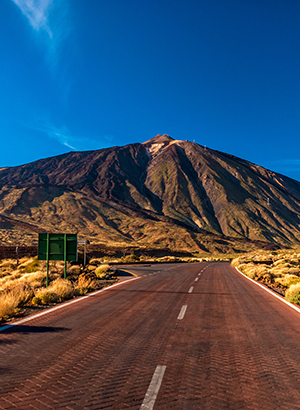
[0,263,202,409]
[156,262,300,409]
[1,262,300,409]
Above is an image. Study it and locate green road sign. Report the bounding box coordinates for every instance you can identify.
[38,233,78,286]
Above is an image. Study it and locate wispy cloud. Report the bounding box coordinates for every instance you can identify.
[265,159,300,173]
[11,0,70,69]
[32,120,113,151]
[12,0,54,38]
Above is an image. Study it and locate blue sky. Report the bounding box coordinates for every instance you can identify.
[1,0,300,181]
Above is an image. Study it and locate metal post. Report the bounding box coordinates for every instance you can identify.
[46,233,50,287]
[64,234,67,279]
[84,241,87,267]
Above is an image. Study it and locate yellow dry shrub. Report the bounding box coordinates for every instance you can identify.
[285,283,300,305]
[270,266,298,276]
[0,281,34,318]
[95,264,110,278]
[274,275,299,287]
[22,271,45,288]
[273,259,289,267]
[76,275,96,295]
[32,278,74,305]
[49,278,74,300]
[231,258,241,268]
[0,292,19,318]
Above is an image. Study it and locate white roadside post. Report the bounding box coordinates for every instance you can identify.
[78,239,90,267]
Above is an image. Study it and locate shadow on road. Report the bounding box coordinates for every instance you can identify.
[1,325,70,334]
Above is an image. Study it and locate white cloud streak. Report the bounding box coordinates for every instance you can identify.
[32,120,113,151]
[12,0,54,38]
[11,0,71,70]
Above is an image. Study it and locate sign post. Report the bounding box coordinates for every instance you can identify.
[77,239,90,267]
[38,233,78,286]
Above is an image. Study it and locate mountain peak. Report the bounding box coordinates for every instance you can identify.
[142,135,178,158]
[142,134,174,145]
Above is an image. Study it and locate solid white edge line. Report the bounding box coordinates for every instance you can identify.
[177,305,187,320]
[235,267,300,314]
[188,286,194,294]
[0,276,140,332]
[140,365,166,410]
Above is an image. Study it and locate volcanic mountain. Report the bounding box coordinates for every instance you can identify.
[1,134,300,254]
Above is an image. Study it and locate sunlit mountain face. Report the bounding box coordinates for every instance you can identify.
[1,135,300,253]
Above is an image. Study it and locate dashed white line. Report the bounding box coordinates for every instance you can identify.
[177,305,188,320]
[195,278,199,282]
[188,286,194,294]
[140,365,166,410]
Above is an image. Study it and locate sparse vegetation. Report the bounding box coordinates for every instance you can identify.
[285,283,300,304]
[232,248,300,305]
[0,256,117,323]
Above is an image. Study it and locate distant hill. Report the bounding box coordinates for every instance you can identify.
[1,134,300,254]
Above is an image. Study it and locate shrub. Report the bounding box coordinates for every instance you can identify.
[32,290,59,305]
[32,278,74,305]
[22,271,45,288]
[0,281,34,318]
[95,264,110,278]
[23,257,39,273]
[285,283,300,305]
[124,254,139,262]
[49,279,74,300]
[0,291,19,318]
[75,274,96,295]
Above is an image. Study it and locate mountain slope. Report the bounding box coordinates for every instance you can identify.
[1,135,300,252]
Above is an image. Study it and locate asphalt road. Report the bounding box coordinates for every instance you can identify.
[1,262,300,409]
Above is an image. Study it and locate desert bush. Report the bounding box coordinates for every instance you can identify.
[23,257,39,273]
[0,281,34,318]
[32,290,59,305]
[32,278,73,305]
[124,254,139,263]
[75,274,96,295]
[49,279,74,300]
[69,265,81,275]
[231,258,241,268]
[285,283,300,305]
[275,275,300,288]
[89,258,102,266]
[0,291,19,318]
[22,271,45,288]
[95,264,110,278]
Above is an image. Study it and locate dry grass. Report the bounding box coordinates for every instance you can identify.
[95,264,111,278]
[285,283,300,304]
[32,279,74,305]
[232,248,300,304]
[0,281,34,318]
[0,291,20,318]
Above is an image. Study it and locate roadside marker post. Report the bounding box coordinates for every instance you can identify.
[78,238,90,267]
[38,233,78,287]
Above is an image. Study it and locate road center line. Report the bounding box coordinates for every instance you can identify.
[188,286,194,294]
[177,305,187,320]
[195,277,199,282]
[140,365,166,410]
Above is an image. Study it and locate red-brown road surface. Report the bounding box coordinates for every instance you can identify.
[1,262,300,409]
